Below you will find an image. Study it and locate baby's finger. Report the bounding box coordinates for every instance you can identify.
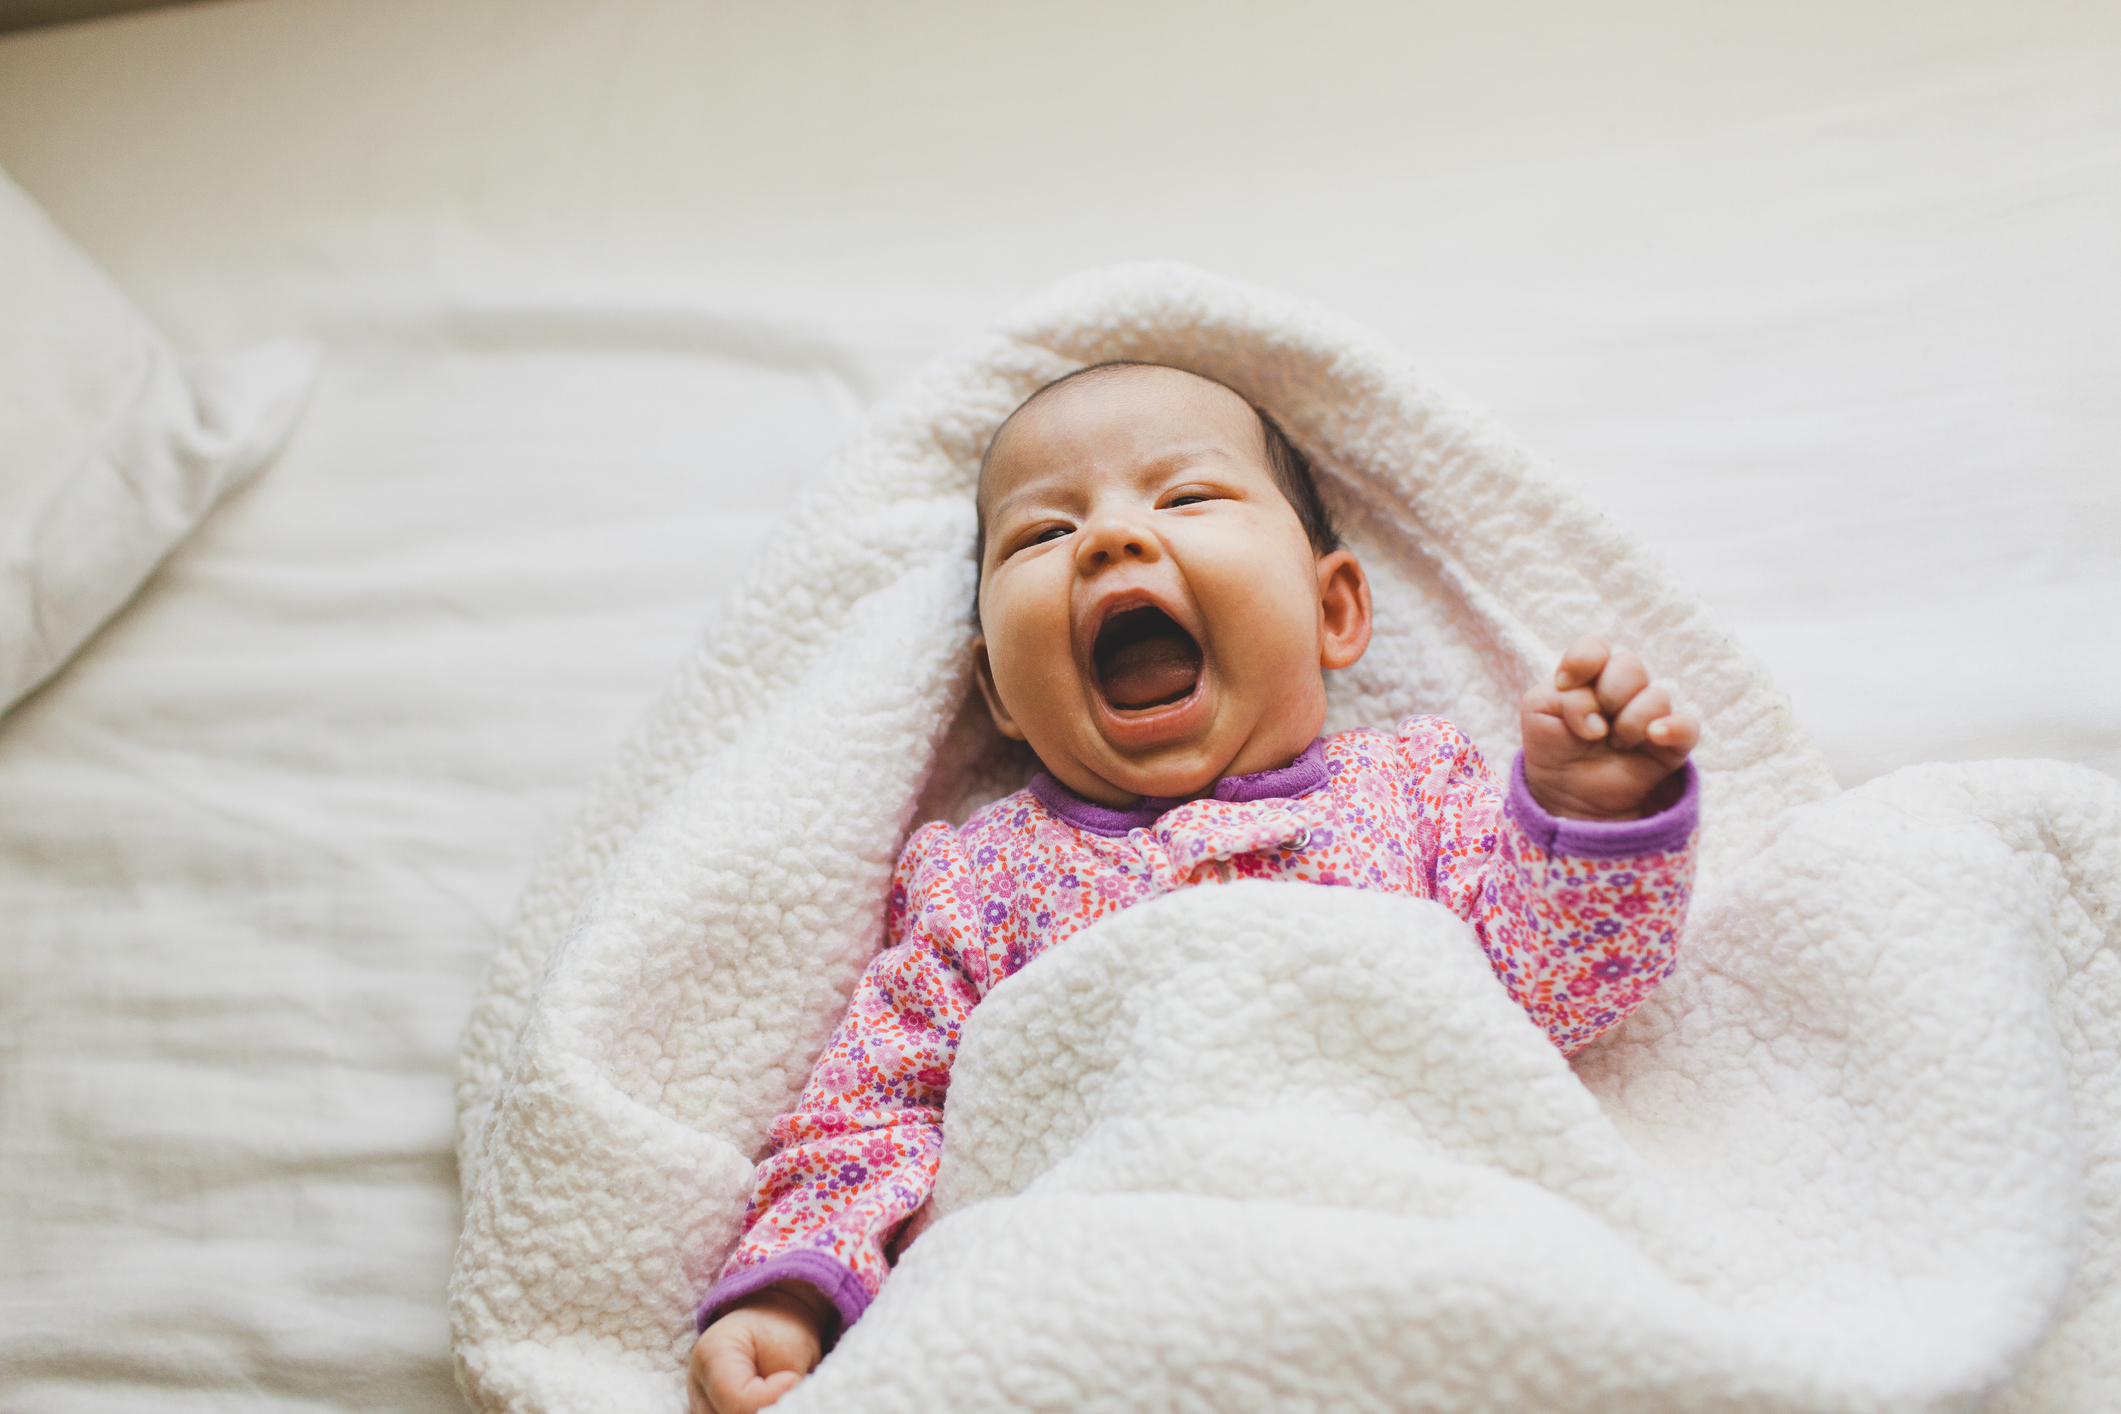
[1593,649,1650,719]
[1520,684,1587,770]
[1607,683,1671,750]
[714,1371,802,1414]
[1552,635,1610,693]
[1557,685,1608,742]
[703,1343,767,1414]
[1645,709,1701,760]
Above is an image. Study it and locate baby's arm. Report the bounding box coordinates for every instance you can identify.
[686,823,979,1406]
[1404,638,1700,1053]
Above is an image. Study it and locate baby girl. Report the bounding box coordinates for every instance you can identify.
[687,362,1701,1414]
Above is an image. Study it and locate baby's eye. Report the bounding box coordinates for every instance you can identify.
[1032,525,1072,545]
[1166,494,1209,507]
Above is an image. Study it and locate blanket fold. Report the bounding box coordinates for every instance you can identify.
[801,765,2105,1412]
[449,264,2115,1413]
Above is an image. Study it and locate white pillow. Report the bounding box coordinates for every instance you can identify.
[0,165,319,714]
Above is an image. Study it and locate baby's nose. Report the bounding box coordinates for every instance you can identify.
[1076,512,1161,569]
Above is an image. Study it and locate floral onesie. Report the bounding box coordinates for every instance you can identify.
[699,715,1698,1337]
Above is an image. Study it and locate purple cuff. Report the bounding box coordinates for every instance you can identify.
[697,1250,872,1343]
[1506,752,1698,860]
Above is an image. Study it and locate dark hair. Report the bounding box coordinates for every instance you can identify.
[973,361,1341,586]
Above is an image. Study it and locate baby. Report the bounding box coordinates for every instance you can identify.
[687,362,1701,1414]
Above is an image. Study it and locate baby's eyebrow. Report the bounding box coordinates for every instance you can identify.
[987,442,1240,521]
[1129,443,1225,477]
[983,480,1060,523]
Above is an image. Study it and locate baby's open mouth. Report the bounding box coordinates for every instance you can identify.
[1092,606,1203,711]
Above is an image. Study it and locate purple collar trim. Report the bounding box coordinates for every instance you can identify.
[1030,739,1329,838]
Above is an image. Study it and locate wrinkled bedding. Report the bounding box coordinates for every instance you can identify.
[449,266,2119,1412]
[1,3,2116,1412]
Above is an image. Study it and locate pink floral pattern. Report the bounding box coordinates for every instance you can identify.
[707,716,1696,1328]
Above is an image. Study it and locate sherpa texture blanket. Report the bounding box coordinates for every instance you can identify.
[450,264,2120,1413]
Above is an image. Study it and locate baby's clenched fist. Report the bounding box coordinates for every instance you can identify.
[1519,636,1697,821]
[688,1286,829,1414]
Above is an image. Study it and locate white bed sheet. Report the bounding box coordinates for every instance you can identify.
[0,1,2114,1410]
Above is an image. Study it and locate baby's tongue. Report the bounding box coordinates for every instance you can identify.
[1100,634,1201,710]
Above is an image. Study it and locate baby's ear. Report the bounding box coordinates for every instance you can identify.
[971,637,1027,741]
[1317,550,1372,671]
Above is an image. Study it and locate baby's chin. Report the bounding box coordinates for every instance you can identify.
[1040,664,1326,804]
[1017,719,1207,805]
[1048,757,1216,808]
[1062,727,1258,806]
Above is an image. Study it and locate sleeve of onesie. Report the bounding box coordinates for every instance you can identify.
[1396,716,1699,1057]
[694,820,979,1340]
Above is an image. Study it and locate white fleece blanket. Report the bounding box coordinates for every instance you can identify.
[450,265,2119,1413]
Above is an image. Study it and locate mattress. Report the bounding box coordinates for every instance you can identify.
[0,1,2115,1410]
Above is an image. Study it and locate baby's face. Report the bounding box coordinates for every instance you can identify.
[975,365,1369,806]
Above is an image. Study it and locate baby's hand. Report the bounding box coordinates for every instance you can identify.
[688,1286,828,1414]
[1520,636,1698,820]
